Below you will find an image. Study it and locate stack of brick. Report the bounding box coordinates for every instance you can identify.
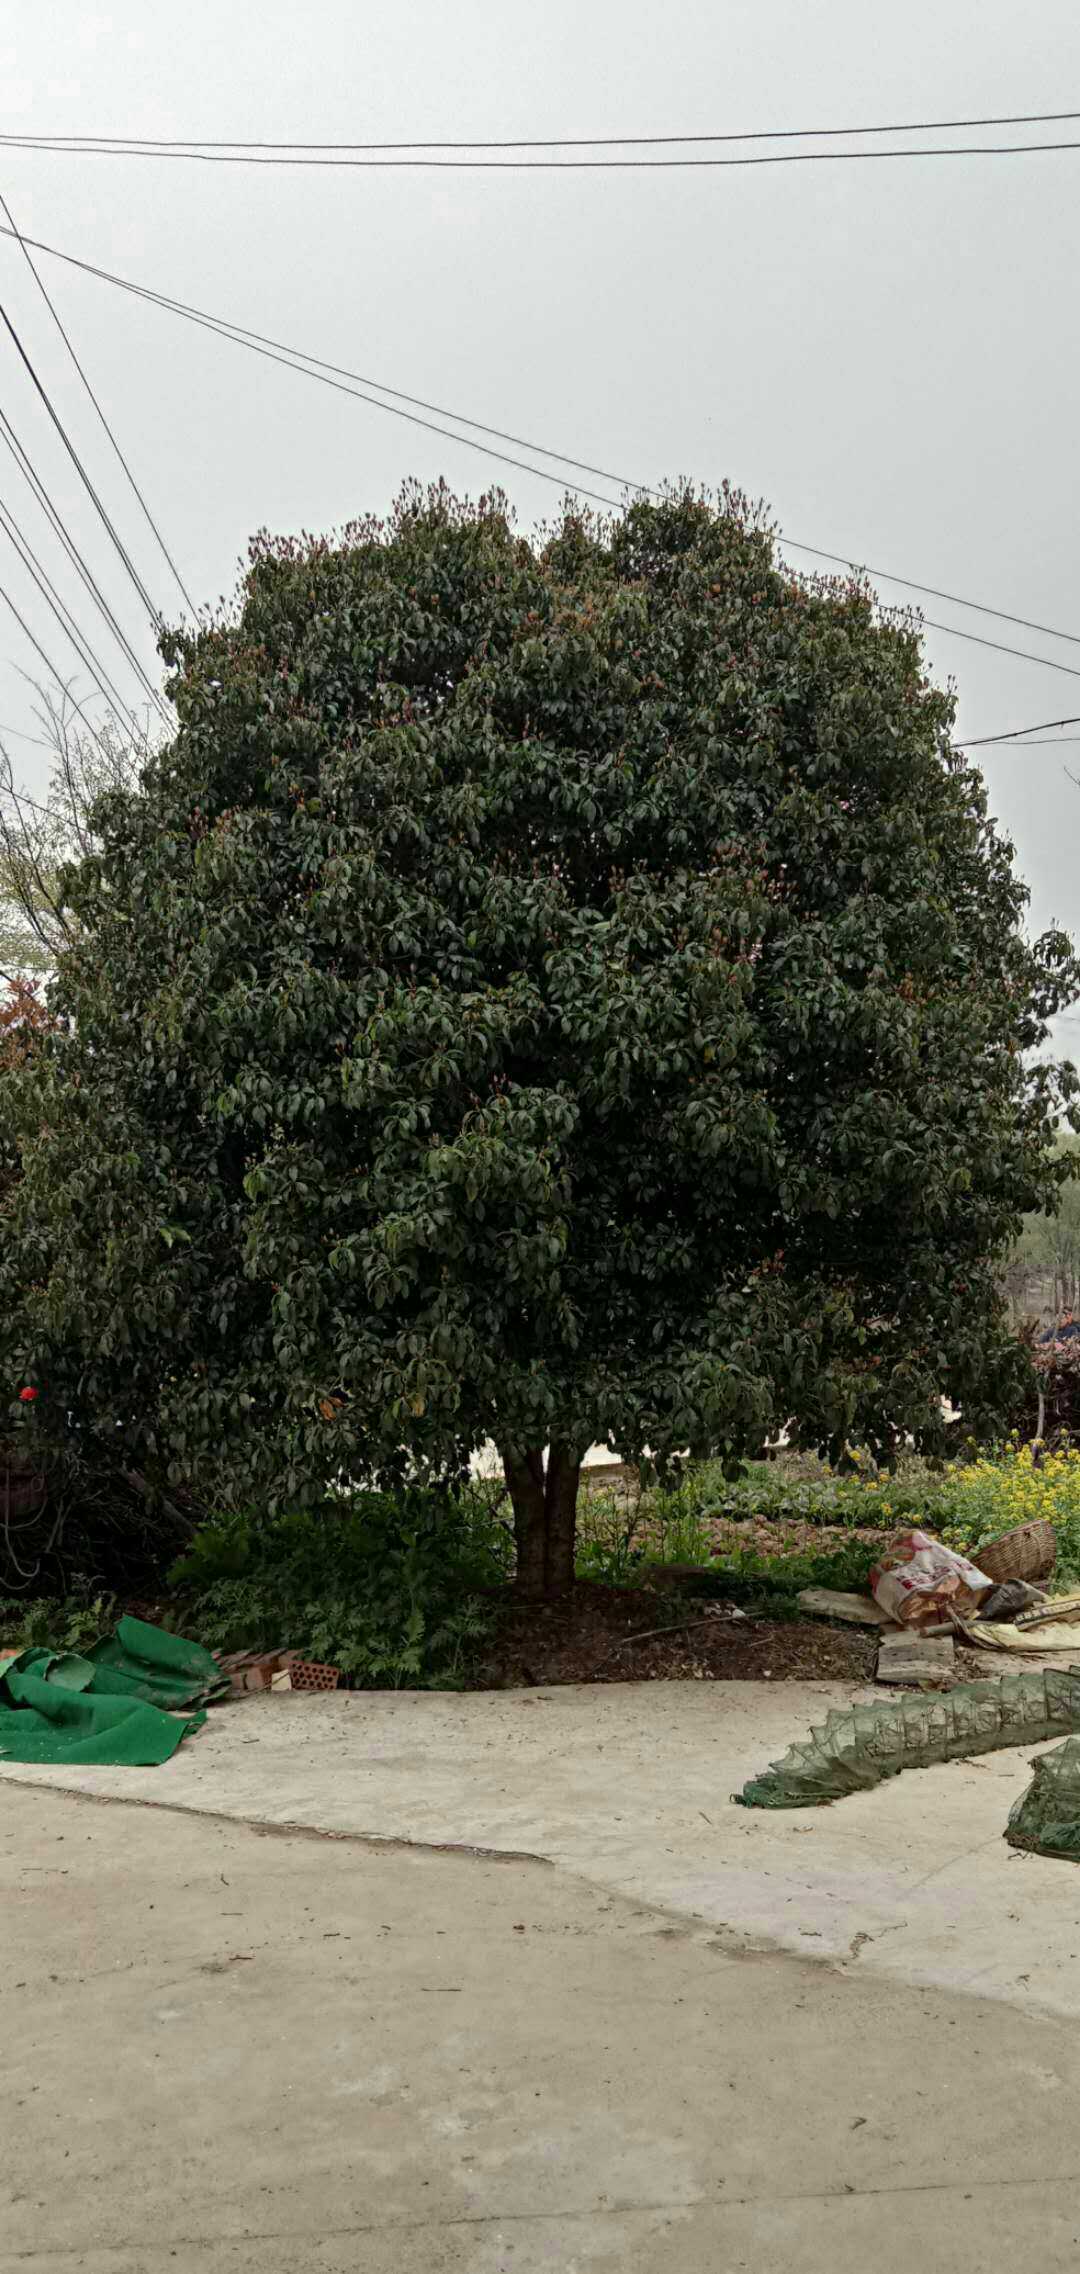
[214,1648,340,1693]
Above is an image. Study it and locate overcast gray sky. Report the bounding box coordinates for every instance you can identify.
[2,0,1079,1043]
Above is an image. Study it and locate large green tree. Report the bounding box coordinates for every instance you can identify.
[2,486,1075,1591]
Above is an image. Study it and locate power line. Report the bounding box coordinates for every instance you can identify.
[777,539,1080,651]
[0,401,170,714]
[917,620,1080,681]
[7,220,1080,679]
[957,714,1080,746]
[12,109,1080,151]
[0,237,627,510]
[5,226,1080,694]
[0,298,172,721]
[2,135,1080,169]
[0,760,104,831]
[6,108,1080,150]
[0,489,142,730]
[0,188,196,616]
[0,224,639,496]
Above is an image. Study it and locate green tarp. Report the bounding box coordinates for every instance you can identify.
[84,1616,230,1710]
[0,1615,225,1766]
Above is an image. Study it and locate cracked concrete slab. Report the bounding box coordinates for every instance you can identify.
[5,1679,1080,2020]
[7,1781,1080,2274]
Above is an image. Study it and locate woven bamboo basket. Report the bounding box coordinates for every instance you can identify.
[978,1518,1056,1586]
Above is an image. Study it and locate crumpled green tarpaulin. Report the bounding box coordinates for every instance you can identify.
[0,1615,226,1766]
[83,1615,230,1710]
[735,1666,1080,1808]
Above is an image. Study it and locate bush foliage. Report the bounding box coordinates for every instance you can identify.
[170,1486,511,1688]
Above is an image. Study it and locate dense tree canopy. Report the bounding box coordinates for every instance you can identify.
[2,484,1075,1590]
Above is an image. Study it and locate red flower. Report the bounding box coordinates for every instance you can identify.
[18,1386,37,1403]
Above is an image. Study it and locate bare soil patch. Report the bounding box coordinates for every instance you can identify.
[475,1579,879,1687]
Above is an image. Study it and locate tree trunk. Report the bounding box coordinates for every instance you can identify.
[502,1444,582,1598]
[543,1443,580,1595]
[503,1449,548,1598]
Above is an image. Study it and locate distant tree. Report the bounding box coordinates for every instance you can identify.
[1006,1139,1080,1321]
[0,686,143,980]
[1,485,1076,1592]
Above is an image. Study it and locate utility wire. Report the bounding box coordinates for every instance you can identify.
[776,539,1080,651]
[917,619,1080,680]
[0,225,641,494]
[957,714,1080,746]
[0,401,170,713]
[4,227,1080,689]
[0,490,142,730]
[6,220,1080,678]
[2,135,1080,169]
[0,240,627,509]
[0,188,196,616]
[5,107,1080,150]
[0,298,171,721]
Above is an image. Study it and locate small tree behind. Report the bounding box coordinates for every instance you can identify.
[1,486,1075,1591]
[1005,1139,1080,1322]
[0,686,143,980]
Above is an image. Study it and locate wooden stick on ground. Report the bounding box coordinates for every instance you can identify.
[606,1615,729,1655]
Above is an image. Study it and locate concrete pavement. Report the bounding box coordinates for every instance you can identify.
[6,1679,1080,2018]
[7,1779,1080,2273]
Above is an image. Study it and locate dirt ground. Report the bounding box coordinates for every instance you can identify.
[475,1581,881,1685]
[706,1515,887,1558]
[474,1565,1007,1689]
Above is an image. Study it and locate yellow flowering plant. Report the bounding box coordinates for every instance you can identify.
[936,1442,1080,1581]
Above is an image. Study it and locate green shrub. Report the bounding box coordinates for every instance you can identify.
[170,1486,513,1689]
[0,1591,117,1653]
[684,1454,946,1531]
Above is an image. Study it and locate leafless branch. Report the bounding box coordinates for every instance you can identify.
[0,682,151,979]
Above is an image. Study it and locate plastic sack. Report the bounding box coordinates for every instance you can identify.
[870,1528,992,1627]
[1006,1736,1080,1860]
[980,1580,1048,1622]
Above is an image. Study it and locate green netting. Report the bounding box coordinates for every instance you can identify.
[1005,1736,1080,1859]
[735,1666,1080,1808]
